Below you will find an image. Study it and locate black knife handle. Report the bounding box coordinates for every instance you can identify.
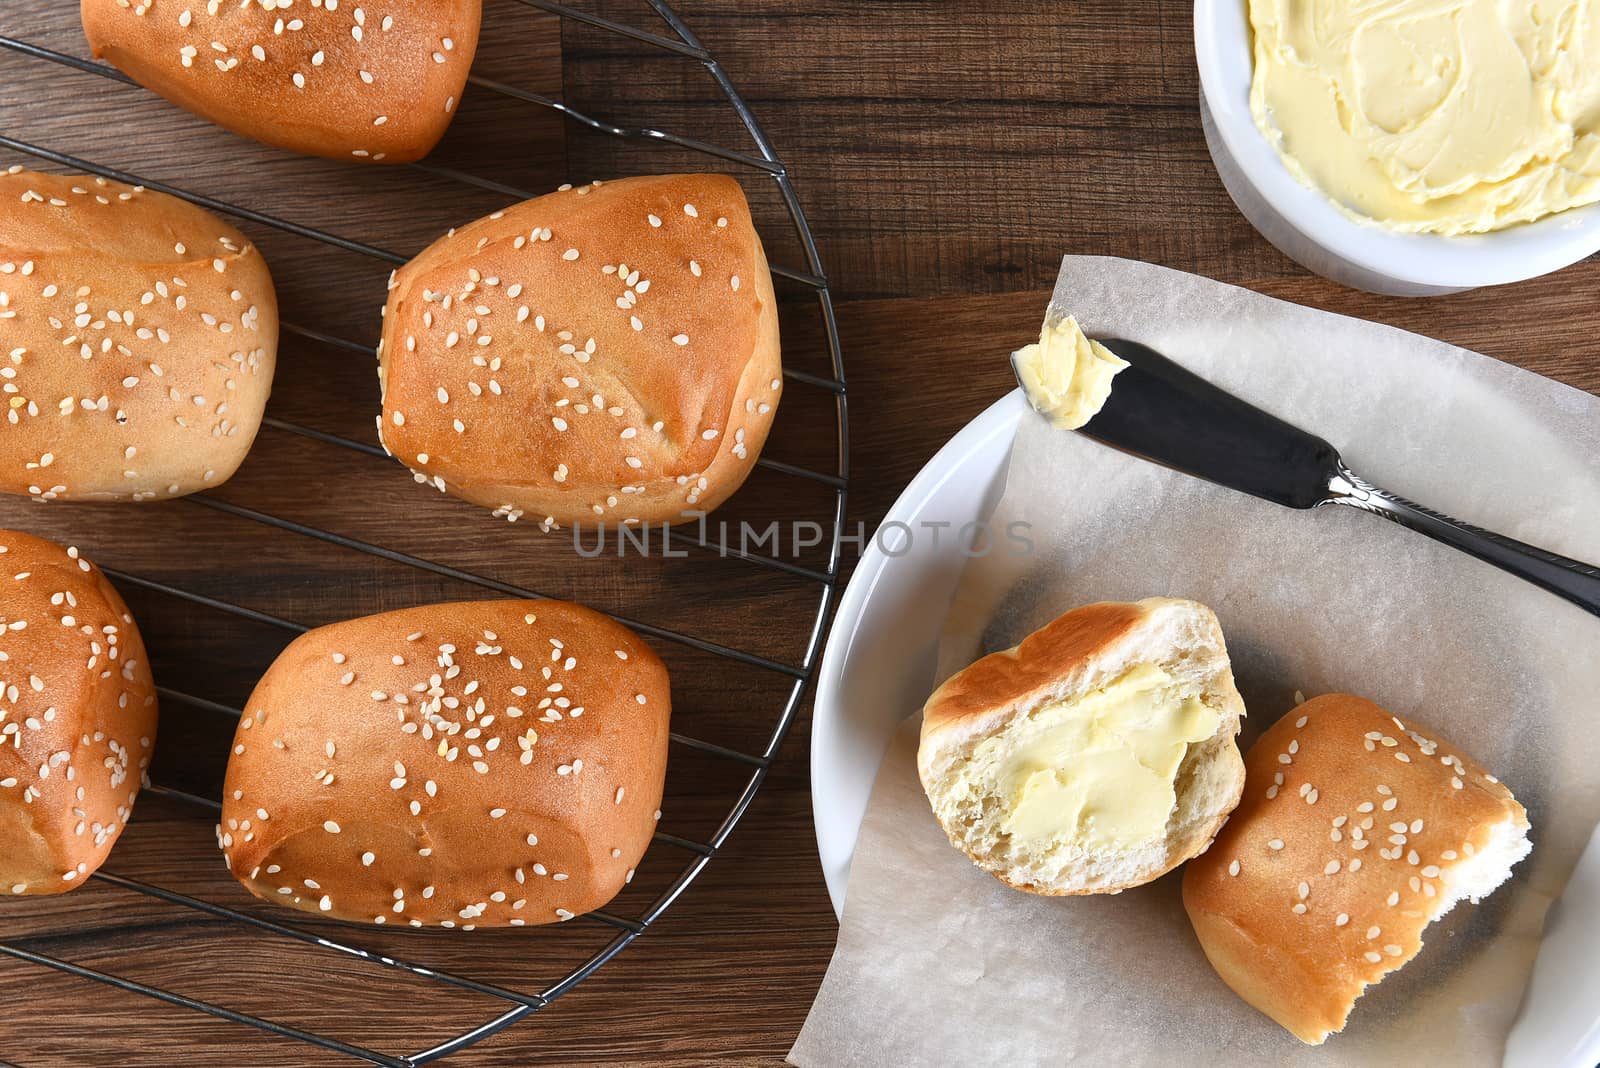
[1324,465,1600,618]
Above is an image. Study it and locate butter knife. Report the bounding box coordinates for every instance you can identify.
[1024,338,1600,618]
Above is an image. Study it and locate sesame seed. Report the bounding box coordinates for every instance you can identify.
[362,852,375,866]
[1335,913,1349,926]
[324,821,341,834]
[1267,839,1284,850]
[1364,951,1382,964]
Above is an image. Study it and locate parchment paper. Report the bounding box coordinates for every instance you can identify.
[791,257,1600,1067]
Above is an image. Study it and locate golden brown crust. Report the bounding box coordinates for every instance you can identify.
[1182,694,1528,1044]
[0,530,159,896]
[0,169,277,502]
[922,601,1146,728]
[376,173,782,527]
[81,0,480,164]
[219,599,670,928]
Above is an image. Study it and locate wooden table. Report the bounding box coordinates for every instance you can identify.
[1,2,1595,1065]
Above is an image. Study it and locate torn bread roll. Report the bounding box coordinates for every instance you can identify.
[0,168,277,502]
[219,599,670,928]
[1182,693,1532,1044]
[376,173,782,527]
[0,530,159,896]
[918,597,1246,895]
[81,0,481,164]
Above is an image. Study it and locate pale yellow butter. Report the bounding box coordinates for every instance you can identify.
[1249,0,1600,233]
[1012,315,1128,430]
[977,663,1220,852]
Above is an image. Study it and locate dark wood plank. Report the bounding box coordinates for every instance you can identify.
[562,0,1294,299]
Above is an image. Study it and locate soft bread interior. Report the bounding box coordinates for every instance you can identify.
[1438,811,1532,912]
[923,601,1244,894]
[1326,809,1532,1042]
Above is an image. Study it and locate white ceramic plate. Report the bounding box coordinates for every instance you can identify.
[809,388,1600,1067]
[810,389,1023,916]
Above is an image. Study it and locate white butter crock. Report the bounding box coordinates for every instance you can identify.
[1193,0,1600,296]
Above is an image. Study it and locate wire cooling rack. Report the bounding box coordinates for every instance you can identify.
[0,1,847,1063]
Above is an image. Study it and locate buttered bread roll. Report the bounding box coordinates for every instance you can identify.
[219,600,670,928]
[0,169,277,502]
[1183,694,1531,1045]
[82,0,481,164]
[918,598,1246,895]
[377,174,781,527]
[0,530,158,896]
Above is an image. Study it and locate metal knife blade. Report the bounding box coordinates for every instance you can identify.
[1010,335,1600,618]
[1076,338,1341,509]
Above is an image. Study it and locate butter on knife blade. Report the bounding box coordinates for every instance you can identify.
[1012,314,1129,430]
